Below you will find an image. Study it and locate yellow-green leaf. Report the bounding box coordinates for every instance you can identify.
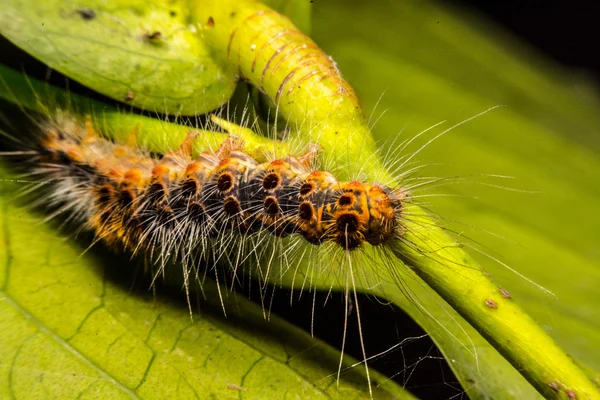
[0,174,411,399]
[0,0,237,115]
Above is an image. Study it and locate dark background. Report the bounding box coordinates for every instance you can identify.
[447,0,600,85]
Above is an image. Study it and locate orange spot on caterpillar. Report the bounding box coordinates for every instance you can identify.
[217,158,231,168]
[152,164,170,178]
[108,168,122,179]
[113,146,127,158]
[185,161,202,175]
[66,148,84,162]
[123,169,142,184]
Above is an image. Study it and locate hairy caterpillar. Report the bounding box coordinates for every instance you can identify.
[0,100,409,396]
[39,117,403,250]
[21,109,406,256]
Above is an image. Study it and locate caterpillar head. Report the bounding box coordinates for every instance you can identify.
[327,182,406,251]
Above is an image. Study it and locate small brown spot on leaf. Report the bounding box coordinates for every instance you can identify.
[146,31,162,41]
[499,288,511,299]
[566,390,577,400]
[76,9,96,20]
[207,17,215,27]
[227,384,247,391]
[124,91,135,102]
[484,299,498,309]
[547,381,559,391]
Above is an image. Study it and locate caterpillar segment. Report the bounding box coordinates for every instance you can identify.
[33,116,404,261]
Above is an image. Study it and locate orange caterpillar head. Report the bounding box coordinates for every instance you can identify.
[297,171,406,251]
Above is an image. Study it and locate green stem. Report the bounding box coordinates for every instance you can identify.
[0,65,290,159]
[397,217,599,399]
[192,0,391,183]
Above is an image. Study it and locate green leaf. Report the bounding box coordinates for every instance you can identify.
[0,0,238,115]
[0,0,311,116]
[0,172,411,399]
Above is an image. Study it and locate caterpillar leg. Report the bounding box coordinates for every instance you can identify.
[297,143,321,167]
[83,116,98,139]
[125,124,139,147]
[214,135,244,158]
[175,130,199,157]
